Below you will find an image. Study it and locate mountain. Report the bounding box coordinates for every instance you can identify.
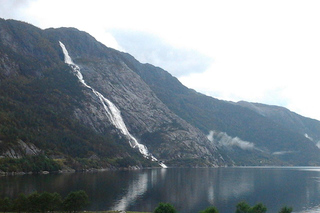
[0,19,225,172]
[119,47,320,166]
[1,19,320,172]
[237,101,320,146]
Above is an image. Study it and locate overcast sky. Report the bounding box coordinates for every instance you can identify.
[1,0,320,120]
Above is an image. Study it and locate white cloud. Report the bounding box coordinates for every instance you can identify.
[0,0,33,19]
[207,130,256,151]
[2,0,320,120]
[177,1,320,120]
[316,142,320,149]
[272,151,297,155]
[110,30,212,77]
[305,134,314,141]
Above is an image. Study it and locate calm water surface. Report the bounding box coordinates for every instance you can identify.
[1,167,320,213]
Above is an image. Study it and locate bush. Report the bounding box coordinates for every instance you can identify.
[199,206,219,213]
[1,191,72,213]
[27,191,41,212]
[236,201,250,213]
[235,202,267,213]
[279,206,293,213]
[62,190,89,213]
[153,202,177,213]
[249,203,267,213]
[13,193,28,213]
[0,197,12,213]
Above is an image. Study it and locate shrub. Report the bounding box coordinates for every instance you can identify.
[199,206,219,213]
[153,202,177,213]
[62,190,89,213]
[279,206,293,213]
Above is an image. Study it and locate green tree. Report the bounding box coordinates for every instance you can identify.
[236,201,251,213]
[0,197,13,213]
[153,202,177,213]
[27,191,41,212]
[39,192,54,212]
[62,190,89,213]
[249,203,267,213]
[199,206,219,213]
[49,192,62,212]
[13,193,28,213]
[279,206,293,213]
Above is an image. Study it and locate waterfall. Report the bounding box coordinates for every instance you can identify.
[59,41,167,168]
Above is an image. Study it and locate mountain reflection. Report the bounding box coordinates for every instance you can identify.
[109,168,255,212]
[2,168,320,213]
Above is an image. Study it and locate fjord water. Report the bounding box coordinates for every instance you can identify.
[1,167,320,213]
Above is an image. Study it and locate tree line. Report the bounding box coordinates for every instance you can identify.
[153,202,293,213]
[0,192,293,213]
[0,190,88,213]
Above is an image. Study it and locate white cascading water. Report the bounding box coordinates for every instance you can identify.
[59,41,167,168]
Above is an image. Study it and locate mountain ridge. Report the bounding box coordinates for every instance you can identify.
[1,18,320,171]
[237,101,320,144]
[0,19,226,171]
[118,40,320,166]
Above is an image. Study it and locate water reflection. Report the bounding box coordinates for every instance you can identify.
[112,171,149,210]
[2,168,320,213]
[110,168,257,212]
[300,206,320,213]
[216,168,254,200]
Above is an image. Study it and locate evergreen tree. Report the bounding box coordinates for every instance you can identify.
[49,192,62,212]
[279,206,293,213]
[62,190,89,213]
[249,203,267,213]
[153,202,177,213]
[27,191,41,212]
[236,202,267,213]
[0,197,12,213]
[13,193,28,213]
[199,206,219,213]
[39,192,54,212]
[236,201,251,213]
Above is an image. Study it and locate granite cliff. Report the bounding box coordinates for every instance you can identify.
[1,19,320,172]
[0,19,226,171]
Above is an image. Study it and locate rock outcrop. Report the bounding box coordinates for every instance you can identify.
[0,140,41,159]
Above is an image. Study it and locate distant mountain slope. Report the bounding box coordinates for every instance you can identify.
[237,101,320,145]
[120,53,320,166]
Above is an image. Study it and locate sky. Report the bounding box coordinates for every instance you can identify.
[1,0,320,120]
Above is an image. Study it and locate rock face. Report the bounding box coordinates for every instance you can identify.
[56,34,225,166]
[2,18,320,168]
[0,140,41,159]
[0,19,226,168]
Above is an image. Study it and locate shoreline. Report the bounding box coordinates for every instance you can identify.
[0,165,163,176]
[3,165,319,176]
